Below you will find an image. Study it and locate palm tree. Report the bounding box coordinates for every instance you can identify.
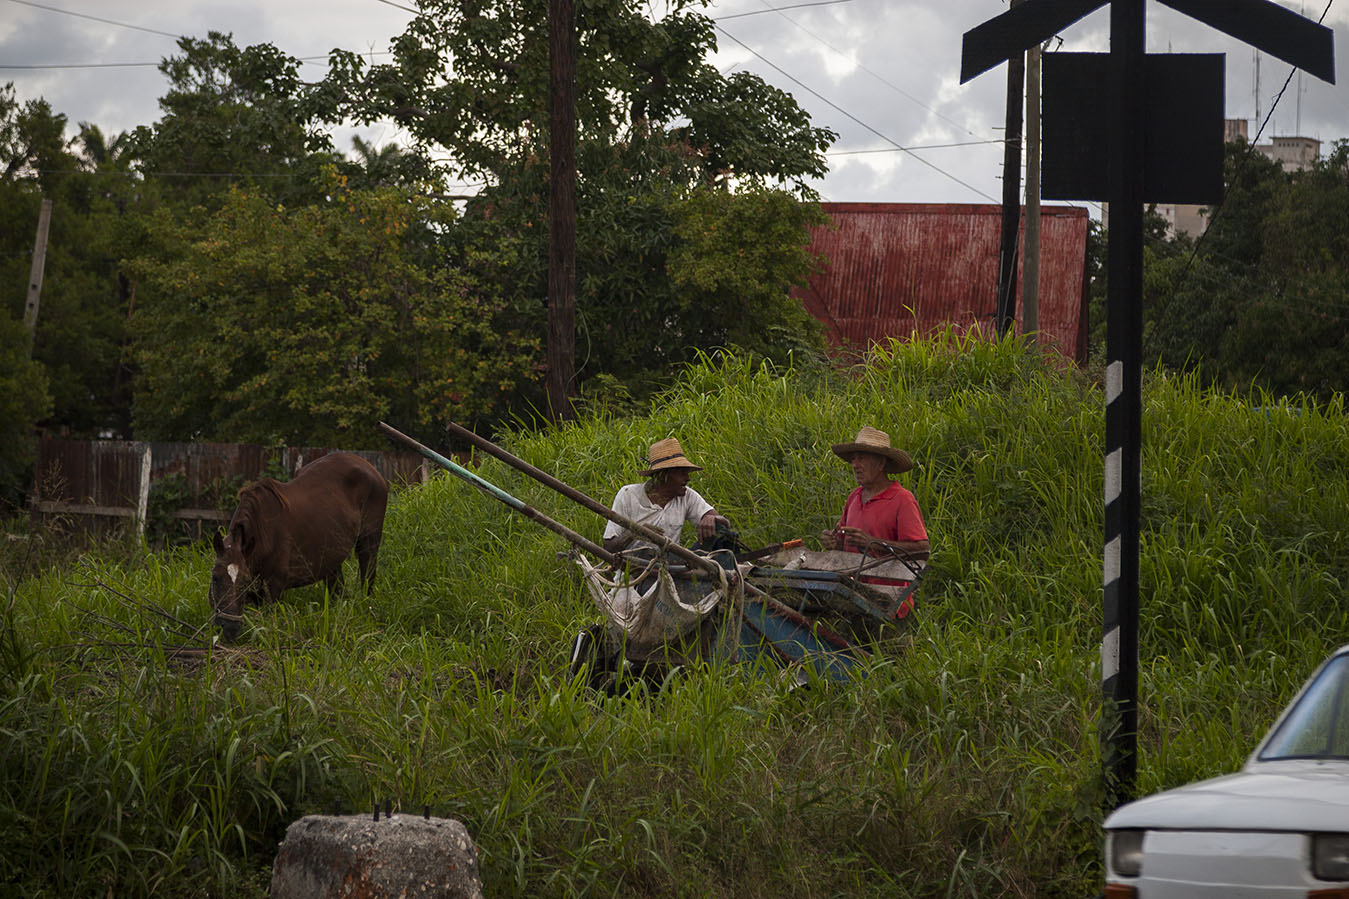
[74,123,133,173]
[349,135,428,188]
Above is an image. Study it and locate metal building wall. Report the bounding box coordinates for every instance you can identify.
[794,203,1091,362]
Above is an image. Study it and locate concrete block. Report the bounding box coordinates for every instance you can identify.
[270,813,484,899]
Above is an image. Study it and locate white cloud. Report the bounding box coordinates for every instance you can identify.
[0,0,1342,201]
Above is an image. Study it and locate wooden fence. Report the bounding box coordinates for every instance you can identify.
[31,437,433,541]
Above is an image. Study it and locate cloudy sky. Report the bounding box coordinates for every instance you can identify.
[2,0,1345,208]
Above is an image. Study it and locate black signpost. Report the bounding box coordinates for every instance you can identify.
[960,0,1334,810]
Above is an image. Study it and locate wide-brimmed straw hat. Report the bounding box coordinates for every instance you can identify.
[831,426,914,474]
[639,437,702,476]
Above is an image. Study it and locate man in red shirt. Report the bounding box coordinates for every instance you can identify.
[821,426,929,558]
[820,426,929,618]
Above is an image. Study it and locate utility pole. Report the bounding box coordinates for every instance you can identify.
[547,0,578,421]
[995,0,1025,338]
[1024,40,1042,344]
[24,197,53,344]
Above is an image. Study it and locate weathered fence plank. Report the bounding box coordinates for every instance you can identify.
[31,438,430,539]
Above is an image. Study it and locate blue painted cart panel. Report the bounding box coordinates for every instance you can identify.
[733,600,858,681]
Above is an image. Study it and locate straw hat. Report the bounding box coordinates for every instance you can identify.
[639,437,702,476]
[831,426,914,474]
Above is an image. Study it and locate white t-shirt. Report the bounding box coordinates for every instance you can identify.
[604,483,714,551]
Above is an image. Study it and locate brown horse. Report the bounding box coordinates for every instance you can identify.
[210,452,389,640]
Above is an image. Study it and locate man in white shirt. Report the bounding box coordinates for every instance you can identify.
[571,436,731,689]
[603,437,727,555]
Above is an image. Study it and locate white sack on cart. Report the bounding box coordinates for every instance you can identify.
[573,554,725,658]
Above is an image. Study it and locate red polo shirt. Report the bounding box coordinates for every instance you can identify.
[836,480,927,619]
[836,480,927,550]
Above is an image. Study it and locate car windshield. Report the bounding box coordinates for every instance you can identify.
[1259,654,1349,760]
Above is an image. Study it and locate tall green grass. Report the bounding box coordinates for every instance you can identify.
[3,333,1347,896]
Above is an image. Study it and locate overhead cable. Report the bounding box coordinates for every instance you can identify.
[715,23,999,203]
[715,0,856,20]
[0,52,389,71]
[1162,0,1335,312]
[737,0,985,140]
[5,0,183,39]
[828,139,1006,155]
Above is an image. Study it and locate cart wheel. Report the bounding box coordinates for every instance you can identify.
[568,625,607,680]
[603,659,680,697]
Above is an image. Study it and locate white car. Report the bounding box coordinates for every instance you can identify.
[1103,644,1349,898]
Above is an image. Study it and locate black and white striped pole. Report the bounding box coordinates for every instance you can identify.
[961,0,1333,811]
[1100,0,1145,810]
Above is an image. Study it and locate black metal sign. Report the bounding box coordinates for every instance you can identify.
[1041,53,1225,203]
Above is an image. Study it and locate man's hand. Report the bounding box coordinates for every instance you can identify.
[603,532,633,554]
[698,510,724,542]
[836,526,872,546]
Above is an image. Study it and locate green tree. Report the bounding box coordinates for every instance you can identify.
[0,86,137,438]
[1140,139,1349,400]
[0,89,74,189]
[315,0,835,401]
[340,135,436,190]
[667,187,827,360]
[316,0,833,194]
[0,313,50,509]
[128,171,539,446]
[131,32,335,207]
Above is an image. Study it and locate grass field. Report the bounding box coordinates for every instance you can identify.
[3,334,1347,897]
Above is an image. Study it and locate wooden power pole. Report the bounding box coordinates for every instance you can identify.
[994,0,1025,338]
[547,0,578,421]
[24,197,53,343]
[1024,41,1042,343]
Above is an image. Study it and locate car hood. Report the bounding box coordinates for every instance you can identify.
[1105,761,1349,832]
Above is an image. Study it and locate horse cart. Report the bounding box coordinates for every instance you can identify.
[379,423,925,690]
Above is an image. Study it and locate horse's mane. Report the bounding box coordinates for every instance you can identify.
[235,479,292,521]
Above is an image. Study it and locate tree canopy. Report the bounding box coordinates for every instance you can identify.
[312,0,835,399]
[131,32,336,208]
[315,0,834,195]
[129,171,539,446]
[0,1,838,472]
[1139,139,1349,400]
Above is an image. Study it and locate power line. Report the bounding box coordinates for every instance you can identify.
[1166,0,1335,302]
[715,0,856,20]
[373,0,419,12]
[0,52,390,71]
[0,61,161,70]
[1,0,398,69]
[737,0,985,141]
[24,165,482,189]
[5,0,183,39]
[828,139,1005,155]
[715,24,999,203]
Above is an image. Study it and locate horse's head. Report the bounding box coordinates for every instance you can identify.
[210,525,255,641]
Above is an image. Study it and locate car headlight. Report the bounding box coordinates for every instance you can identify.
[1313,834,1349,881]
[1109,829,1145,878]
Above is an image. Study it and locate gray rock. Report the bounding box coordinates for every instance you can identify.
[270,813,484,899]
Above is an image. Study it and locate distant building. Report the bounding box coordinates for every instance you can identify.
[1155,117,1323,237]
[1258,135,1321,172]
[794,203,1092,363]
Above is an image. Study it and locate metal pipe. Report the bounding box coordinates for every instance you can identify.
[377,422,619,566]
[439,420,727,580]
[392,423,853,654]
[435,424,846,641]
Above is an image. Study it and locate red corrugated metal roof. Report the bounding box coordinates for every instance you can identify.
[794,203,1091,362]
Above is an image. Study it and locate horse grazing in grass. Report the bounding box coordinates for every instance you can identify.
[210,452,389,641]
